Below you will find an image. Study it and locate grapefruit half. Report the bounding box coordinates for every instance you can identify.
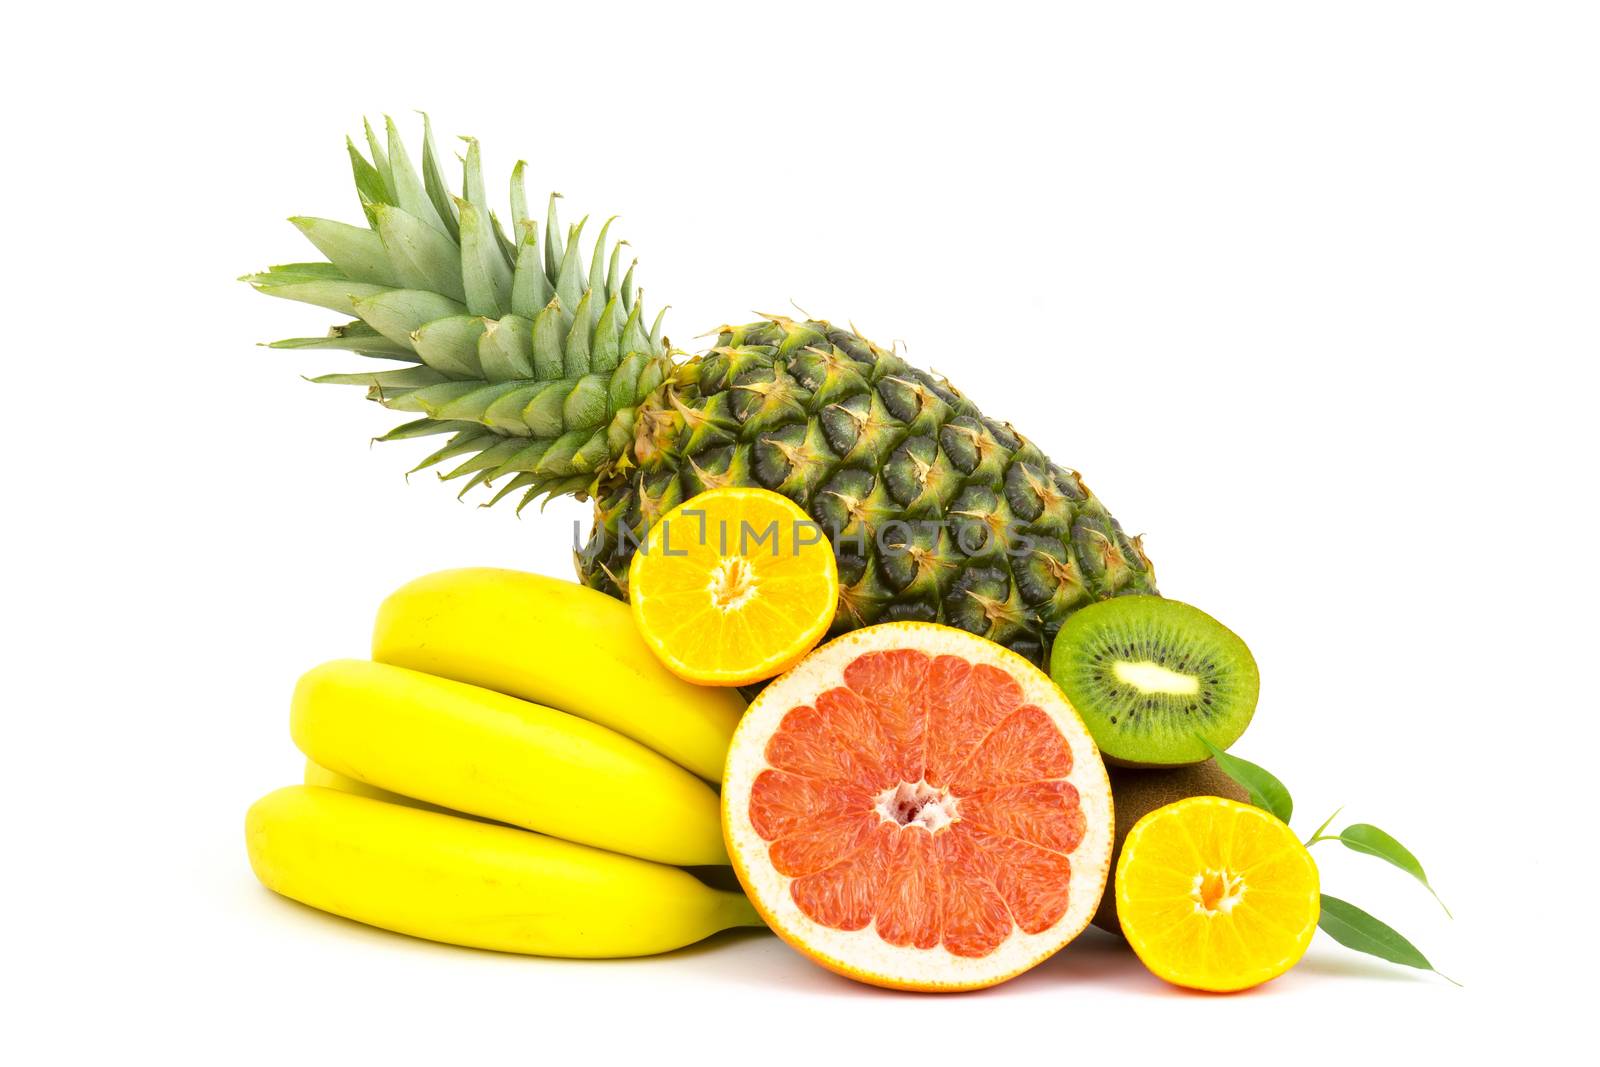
[722,622,1113,991]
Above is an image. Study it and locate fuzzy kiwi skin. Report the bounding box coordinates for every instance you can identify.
[1092,760,1250,934]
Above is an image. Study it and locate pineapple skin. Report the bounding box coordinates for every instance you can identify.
[247,119,1156,667]
[580,317,1156,665]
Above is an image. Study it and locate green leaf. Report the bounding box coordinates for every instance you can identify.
[382,379,489,415]
[351,289,467,350]
[384,115,448,236]
[590,295,624,373]
[544,192,565,280]
[485,470,540,506]
[482,383,542,435]
[290,217,400,287]
[310,366,449,390]
[372,204,466,302]
[605,241,626,303]
[431,381,535,422]
[562,373,610,429]
[564,289,594,376]
[531,299,567,379]
[1318,895,1459,984]
[408,428,496,475]
[511,229,551,319]
[520,380,571,437]
[620,258,637,311]
[419,113,461,243]
[1199,738,1293,824]
[648,306,668,353]
[620,299,651,357]
[478,314,535,382]
[509,161,533,244]
[245,262,347,283]
[267,330,419,362]
[442,436,525,482]
[346,136,392,226]
[459,198,513,317]
[1339,824,1452,917]
[587,217,618,328]
[461,136,488,209]
[244,275,390,319]
[553,217,587,318]
[410,315,486,379]
[376,418,479,442]
[361,119,395,202]
[490,210,517,268]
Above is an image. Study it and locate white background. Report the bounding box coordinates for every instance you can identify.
[5,1,1594,1061]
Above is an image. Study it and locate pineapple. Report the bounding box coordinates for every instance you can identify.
[247,118,1156,664]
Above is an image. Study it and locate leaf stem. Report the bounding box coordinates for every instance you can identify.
[1304,806,1344,847]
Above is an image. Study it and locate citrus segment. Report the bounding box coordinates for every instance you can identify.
[949,705,1072,793]
[936,825,1014,957]
[924,658,1026,786]
[959,780,1087,852]
[629,488,838,686]
[723,622,1113,991]
[1116,796,1320,993]
[975,827,1074,933]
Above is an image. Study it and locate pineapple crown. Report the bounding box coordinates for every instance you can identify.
[244,115,673,508]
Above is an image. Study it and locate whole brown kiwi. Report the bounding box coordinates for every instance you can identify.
[1093,759,1250,934]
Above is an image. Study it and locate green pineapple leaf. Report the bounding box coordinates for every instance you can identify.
[373,203,466,302]
[410,315,487,379]
[345,137,390,227]
[362,118,395,201]
[352,290,466,350]
[509,161,532,243]
[419,113,461,243]
[384,115,448,236]
[376,418,479,442]
[543,192,565,279]
[554,217,588,316]
[479,315,535,382]
[459,198,513,317]
[310,366,450,390]
[290,217,399,287]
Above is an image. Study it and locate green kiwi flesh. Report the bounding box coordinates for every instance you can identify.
[1049,595,1258,766]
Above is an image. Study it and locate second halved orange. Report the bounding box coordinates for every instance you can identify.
[628,488,838,686]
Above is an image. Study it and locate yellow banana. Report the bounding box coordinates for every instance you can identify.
[291,659,728,866]
[371,568,744,781]
[302,758,454,815]
[246,786,762,958]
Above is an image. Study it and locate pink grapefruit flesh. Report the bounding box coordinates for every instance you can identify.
[723,622,1112,991]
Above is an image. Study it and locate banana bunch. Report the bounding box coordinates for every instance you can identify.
[244,568,761,958]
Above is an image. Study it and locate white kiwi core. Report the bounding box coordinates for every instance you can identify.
[1112,660,1201,696]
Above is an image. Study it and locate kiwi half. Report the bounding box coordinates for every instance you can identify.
[1092,760,1250,933]
[1049,596,1258,766]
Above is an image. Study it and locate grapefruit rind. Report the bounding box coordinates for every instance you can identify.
[722,622,1113,992]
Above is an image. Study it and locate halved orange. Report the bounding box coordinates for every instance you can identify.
[1116,796,1320,992]
[722,622,1113,991]
[629,488,838,686]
